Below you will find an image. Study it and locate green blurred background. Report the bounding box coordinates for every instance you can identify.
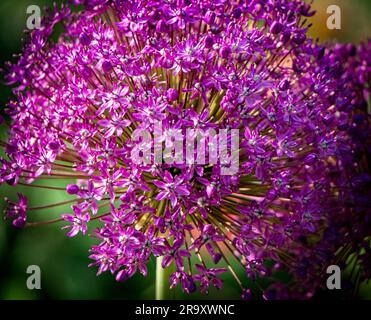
[0,0,370,300]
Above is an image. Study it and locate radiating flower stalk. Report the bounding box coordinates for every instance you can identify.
[1,0,370,299]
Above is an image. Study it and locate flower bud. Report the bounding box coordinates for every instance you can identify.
[102,61,112,73]
[205,35,214,48]
[220,46,231,59]
[80,33,91,46]
[166,88,179,101]
[67,184,79,195]
[270,21,282,34]
[204,11,216,25]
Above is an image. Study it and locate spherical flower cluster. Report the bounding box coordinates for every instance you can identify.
[1,0,370,299]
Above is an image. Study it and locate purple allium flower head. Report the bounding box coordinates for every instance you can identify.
[1,0,371,299]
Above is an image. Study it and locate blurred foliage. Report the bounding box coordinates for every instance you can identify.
[0,0,370,300]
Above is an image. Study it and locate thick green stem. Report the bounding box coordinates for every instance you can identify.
[155,256,174,300]
[155,200,174,300]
